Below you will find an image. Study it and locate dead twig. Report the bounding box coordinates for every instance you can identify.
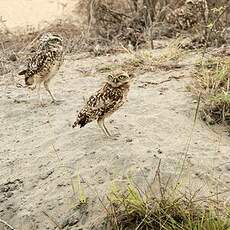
[140,75,188,86]
[0,218,16,230]
[42,211,62,230]
[202,3,230,59]
[177,93,201,183]
[99,3,131,19]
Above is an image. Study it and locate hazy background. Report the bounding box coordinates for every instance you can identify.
[0,0,77,30]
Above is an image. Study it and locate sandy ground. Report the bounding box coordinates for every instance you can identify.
[1,49,230,229]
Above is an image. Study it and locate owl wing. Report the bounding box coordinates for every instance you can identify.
[86,86,124,107]
[73,89,124,128]
[18,49,58,76]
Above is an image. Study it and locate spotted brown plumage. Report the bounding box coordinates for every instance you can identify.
[72,70,133,137]
[18,32,64,105]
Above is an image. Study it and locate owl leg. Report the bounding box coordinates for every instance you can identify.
[37,82,44,106]
[44,80,57,103]
[102,119,112,137]
[97,118,111,137]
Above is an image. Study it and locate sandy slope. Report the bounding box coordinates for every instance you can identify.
[0,50,230,229]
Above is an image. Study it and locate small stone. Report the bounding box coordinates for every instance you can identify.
[225,165,230,171]
[6,191,13,198]
[216,167,222,172]
[157,149,163,154]
[144,167,150,172]
[32,184,37,188]
[122,175,127,180]
[66,214,79,227]
[58,200,64,206]
[0,186,9,193]
[6,203,14,210]
[39,169,54,180]
[37,201,42,205]
[57,182,66,187]
[97,177,104,184]
[47,204,55,210]
[126,138,133,143]
[9,54,17,62]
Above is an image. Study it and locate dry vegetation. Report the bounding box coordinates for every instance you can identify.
[80,0,230,48]
[95,37,188,75]
[192,57,230,125]
[0,0,229,74]
[100,175,230,230]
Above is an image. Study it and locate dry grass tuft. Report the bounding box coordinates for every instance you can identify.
[96,177,230,230]
[94,37,188,76]
[192,57,230,125]
[155,37,188,63]
[80,0,230,53]
[122,37,187,73]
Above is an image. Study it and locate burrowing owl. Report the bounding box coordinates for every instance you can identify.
[18,32,64,105]
[72,70,133,137]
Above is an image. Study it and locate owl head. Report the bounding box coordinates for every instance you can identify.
[39,32,63,47]
[106,70,134,87]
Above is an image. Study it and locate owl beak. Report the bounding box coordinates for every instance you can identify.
[129,73,135,79]
[128,74,135,83]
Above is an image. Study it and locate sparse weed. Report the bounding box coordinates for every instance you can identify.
[155,37,188,64]
[117,37,188,73]
[71,174,88,205]
[192,57,230,125]
[100,178,230,230]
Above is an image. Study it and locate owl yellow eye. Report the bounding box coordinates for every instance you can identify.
[52,38,60,42]
[118,75,128,80]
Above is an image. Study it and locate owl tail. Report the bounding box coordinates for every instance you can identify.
[72,121,78,128]
[72,115,88,128]
[18,69,27,75]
